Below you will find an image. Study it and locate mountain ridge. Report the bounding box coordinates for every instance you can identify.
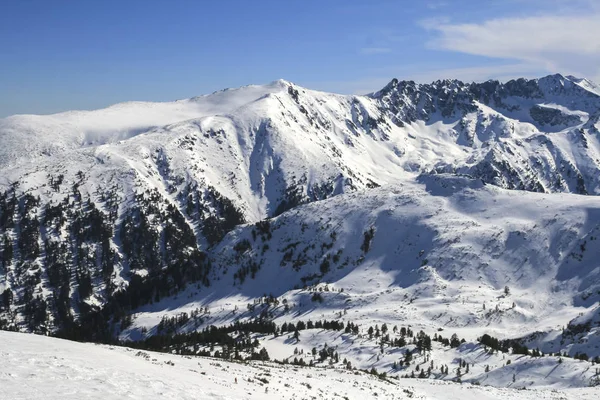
[1,74,600,388]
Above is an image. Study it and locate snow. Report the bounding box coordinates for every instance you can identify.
[112,174,600,388]
[1,331,597,399]
[0,80,288,169]
[568,75,600,97]
[3,75,600,393]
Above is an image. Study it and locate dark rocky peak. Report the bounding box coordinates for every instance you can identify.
[372,78,477,123]
[429,78,466,91]
[498,77,544,99]
[372,78,416,98]
[537,74,599,99]
[372,74,600,126]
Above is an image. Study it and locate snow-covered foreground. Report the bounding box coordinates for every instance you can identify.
[1,331,597,400]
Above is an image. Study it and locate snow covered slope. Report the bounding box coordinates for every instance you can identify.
[2,75,600,390]
[208,173,600,323]
[373,74,600,194]
[120,175,600,381]
[0,81,289,168]
[1,330,597,399]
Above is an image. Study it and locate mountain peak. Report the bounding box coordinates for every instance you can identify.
[270,78,293,87]
[541,72,567,80]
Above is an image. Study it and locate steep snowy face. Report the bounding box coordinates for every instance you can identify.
[0,79,404,222]
[373,74,599,127]
[117,83,405,221]
[371,74,600,194]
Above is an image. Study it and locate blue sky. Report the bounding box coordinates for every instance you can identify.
[1,0,599,117]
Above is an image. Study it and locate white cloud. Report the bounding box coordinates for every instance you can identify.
[425,14,600,82]
[426,1,448,10]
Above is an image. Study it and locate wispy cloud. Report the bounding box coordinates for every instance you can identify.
[426,1,448,10]
[424,13,600,82]
[355,28,408,56]
[359,47,392,55]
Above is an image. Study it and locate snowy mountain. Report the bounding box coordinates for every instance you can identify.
[119,174,600,387]
[1,74,600,390]
[373,74,600,194]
